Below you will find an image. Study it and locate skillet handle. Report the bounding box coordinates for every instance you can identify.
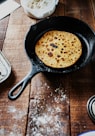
[8,64,41,100]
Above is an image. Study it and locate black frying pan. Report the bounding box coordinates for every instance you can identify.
[8,16,95,100]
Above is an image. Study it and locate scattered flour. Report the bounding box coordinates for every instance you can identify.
[27,85,69,136]
[0,128,5,135]
[7,106,17,113]
[0,127,23,136]
[7,105,27,120]
[3,106,27,135]
[10,124,23,136]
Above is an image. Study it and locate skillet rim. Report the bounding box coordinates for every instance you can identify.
[24,16,95,74]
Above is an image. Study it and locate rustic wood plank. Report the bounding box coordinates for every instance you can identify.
[0,7,36,136]
[64,0,81,18]
[27,73,70,136]
[65,0,95,135]
[91,0,95,18]
[0,0,95,136]
[70,65,95,135]
[26,1,71,136]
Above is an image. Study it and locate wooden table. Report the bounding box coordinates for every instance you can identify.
[0,0,95,135]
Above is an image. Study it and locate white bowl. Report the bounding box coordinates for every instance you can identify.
[21,0,59,19]
[78,131,95,136]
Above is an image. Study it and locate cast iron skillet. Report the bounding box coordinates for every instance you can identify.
[8,16,95,100]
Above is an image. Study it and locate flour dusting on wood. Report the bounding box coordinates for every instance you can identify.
[4,105,28,135]
[27,85,69,136]
[7,105,27,120]
[7,105,17,113]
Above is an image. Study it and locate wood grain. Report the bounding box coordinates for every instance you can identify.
[0,7,36,136]
[65,0,95,135]
[26,1,71,136]
[0,0,95,136]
